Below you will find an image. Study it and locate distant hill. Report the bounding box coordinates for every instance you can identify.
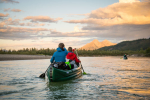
[99,38,150,51]
[79,39,116,50]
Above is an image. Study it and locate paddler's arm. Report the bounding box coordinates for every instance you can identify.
[50,54,55,63]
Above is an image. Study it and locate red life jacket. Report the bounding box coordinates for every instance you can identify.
[66,52,80,63]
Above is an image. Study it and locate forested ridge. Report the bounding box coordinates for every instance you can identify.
[99,38,150,51]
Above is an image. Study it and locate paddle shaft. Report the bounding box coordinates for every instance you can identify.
[44,64,50,73]
[75,50,85,73]
[39,64,51,78]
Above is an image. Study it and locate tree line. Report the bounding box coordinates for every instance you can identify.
[0,47,150,56]
[0,48,56,55]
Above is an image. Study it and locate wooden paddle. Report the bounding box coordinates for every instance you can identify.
[39,64,51,78]
[75,49,86,75]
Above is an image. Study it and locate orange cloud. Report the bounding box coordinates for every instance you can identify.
[25,22,45,26]
[3,8,11,12]
[0,26,49,33]
[0,26,50,40]
[24,16,62,23]
[65,1,150,26]
[3,8,22,12]
[0,18,12,27]
[0,13,9,17]
[39,23,45,26]
[0,18,20,27]
[0,18,46,27]
[0,22,6,27]
[11,9,22,12]
[19,23,25,26]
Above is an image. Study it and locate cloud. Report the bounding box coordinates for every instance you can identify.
[8,18,20,25]
[3,8,11,12]
[141,0,150,2]
[119,0,140,3]
[4,8,22,12]
[46,29,88,37]
[68,13,90,17]
[74,26,81,32]
[0,0,150,43]
[24,16,62,23]
[0,26,49,40]
[82,25,106,30]
[11,9,22,12]
[0,13,9,17]
[65,1,150,26]
[81,24,150,40]
[19,23,25,26]
[0,23,149,42]
[25,22,45,26]
[63,0,150,41]
[0,18,46,27]
[0,37,91,50]
[0,26,49,33]
[0,18,20,27]
[0,22,5,27]
[0,0,19,3]
[45,24,150,41]
[1,23,148,41]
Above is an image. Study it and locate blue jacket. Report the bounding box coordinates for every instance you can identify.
[50,47,68,63]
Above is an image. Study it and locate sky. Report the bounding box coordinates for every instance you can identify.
[0,0,150,50]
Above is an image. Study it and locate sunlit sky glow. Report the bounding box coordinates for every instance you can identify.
[0,0,150,50]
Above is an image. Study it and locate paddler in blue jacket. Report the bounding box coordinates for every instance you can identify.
[50,43,68,63]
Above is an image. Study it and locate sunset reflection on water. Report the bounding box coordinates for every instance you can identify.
[0,57,150,99]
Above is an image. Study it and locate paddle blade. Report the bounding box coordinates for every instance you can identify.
[83,72,87,75]
[39,73,45,78]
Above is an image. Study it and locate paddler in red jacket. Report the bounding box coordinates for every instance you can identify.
[66,47,80,67]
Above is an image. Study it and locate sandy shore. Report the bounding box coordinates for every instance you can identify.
[0,54,51,61]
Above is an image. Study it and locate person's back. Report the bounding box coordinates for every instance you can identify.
[50,43,68,63]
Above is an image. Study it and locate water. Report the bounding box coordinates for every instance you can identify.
[0,57,150,100]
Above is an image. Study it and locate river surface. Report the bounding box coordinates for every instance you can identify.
[0,57,150,100]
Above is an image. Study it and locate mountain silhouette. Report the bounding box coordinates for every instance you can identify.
[79,39,116,50]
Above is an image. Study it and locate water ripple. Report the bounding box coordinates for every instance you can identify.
[0,57,150,100]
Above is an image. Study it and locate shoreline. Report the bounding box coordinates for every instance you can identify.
[0,54,149,61]
[0,54,51,61]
